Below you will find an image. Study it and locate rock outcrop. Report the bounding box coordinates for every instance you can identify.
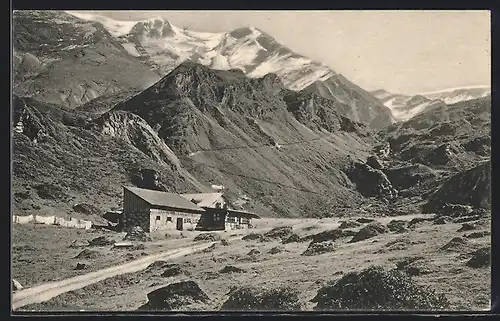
[346,162,398,199]
[423,161,491,213]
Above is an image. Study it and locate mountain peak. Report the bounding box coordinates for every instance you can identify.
[227,27,259,39]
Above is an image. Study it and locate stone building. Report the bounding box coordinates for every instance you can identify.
[122,186,260,233]
[123,186,206,232]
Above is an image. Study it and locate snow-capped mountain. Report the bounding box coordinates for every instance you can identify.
[65,11,394,128]
[372,86,491,122]
[67,11,335,91]
[12,10,393,128]
[419,86,491,105]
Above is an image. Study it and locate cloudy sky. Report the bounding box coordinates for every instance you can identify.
[76,10,490,95]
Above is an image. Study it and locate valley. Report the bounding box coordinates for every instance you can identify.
[11,10,491,313]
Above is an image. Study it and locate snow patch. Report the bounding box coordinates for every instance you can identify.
[419,85,490,96]
[121,43,141,57]
[66,11,137,37]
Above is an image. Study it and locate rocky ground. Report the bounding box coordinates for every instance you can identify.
[14,212,490,312]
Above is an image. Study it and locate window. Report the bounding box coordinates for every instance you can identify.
[227,216,236,223]
[156,216,161,221]
[167,217,172,222]
[184,218,191,223]
[241,217,250,224]
[214,213,220,221]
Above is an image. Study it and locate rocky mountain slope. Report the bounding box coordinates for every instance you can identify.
[378,96,490,169]
[12,12,491,221]
[12,94,207,218]
[62,11,393,128]
[372,96,491,210]
[305,75,395,128]
[371,86,490,122]
[12,61,390,219]
[107,61,379,217]
[423,160,491,213]
[12,10,160,108]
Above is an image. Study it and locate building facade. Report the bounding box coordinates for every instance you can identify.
[122,186,206,233]
[122,186,260,233]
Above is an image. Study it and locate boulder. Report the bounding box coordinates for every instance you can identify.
[466,247,490,268]
[242,233,263,241]
[432,216,451,225]
[395,257,432,276]
[221,285,303,311]
[302,241,336,256]
[88,236,114,247]
[464,231,490,239]
[138,281,210,311]
[423,161,491,214]
[457,223,476,232]
[263,226,293,240]
[338,220,362,229]
[346,162,398,199]
[387,220,409,233]
[282,233,300,244]
[124,226,151,242]
[268,246,285,254]
[310,229,351,243]
[247,249,260,256]
[220,265,246,274]
[161,264,188,277]
[194,232,221,242]
[453,215,483,224]
[440,237,471,252]
[311,265,449,310]
[73,203,101,215]
[74,249,100,259]
[366,155,383,170]
[349,222,389,243]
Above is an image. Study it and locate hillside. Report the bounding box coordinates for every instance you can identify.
[108,61,378,217]
[12,61,389,219]
[12,94,205,219]
[373,97,491,201]
[12,10,160,108]
[305,74,395,128]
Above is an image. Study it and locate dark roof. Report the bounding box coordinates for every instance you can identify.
[123,186,205,213]
[227,209,261,219]
[203,207,260,219]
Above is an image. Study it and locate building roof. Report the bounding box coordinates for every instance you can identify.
[227,209,261,219]
[123,186,205,213]
[180,193,224,208]
[204,207,261,219]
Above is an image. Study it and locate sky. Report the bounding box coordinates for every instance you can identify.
[76,10,490,95]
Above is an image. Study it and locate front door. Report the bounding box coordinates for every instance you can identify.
[176,217,183,231]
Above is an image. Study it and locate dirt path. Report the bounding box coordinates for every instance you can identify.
[12,228,274,311]
[12,241,217,310]
[13,216,432,311]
